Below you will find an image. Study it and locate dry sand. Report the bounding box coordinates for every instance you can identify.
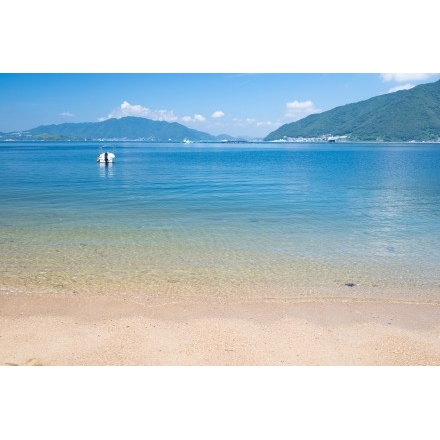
[1,292,439,366]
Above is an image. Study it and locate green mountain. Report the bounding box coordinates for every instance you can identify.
[7,116,221,141]
[265,79,440,142]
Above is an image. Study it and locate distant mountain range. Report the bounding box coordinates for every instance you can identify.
[265,79,440,142]
[2,80,440,142]
[0,116,242,142]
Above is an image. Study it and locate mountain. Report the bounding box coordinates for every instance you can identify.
[265,80,440,142]
[2,117,222,142]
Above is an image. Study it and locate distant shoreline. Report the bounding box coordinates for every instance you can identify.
[2,139,440,144]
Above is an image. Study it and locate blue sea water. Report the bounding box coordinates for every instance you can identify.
[1,141,440,301]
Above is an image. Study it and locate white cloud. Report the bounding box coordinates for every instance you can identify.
[60,111,74,117]
[154,109,178,121]
[100,102,280,137]
[387,83,415,93]
[101,101,178,122]
[256,121,275,127]
[182,114,206,123]
[223,116,277,133]
[194,114,206,122]
[284,100,321,121]
[380,73,437,82]
[380,73,440,93]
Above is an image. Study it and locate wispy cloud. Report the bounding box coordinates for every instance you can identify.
[380,73,437,82]
[229,117,278,130]
[100,101,178,122]
[60,111,74,117]
[182,114,206,123]
[387,83,415,93]
[284,100,321,121]
[380,73,440,93]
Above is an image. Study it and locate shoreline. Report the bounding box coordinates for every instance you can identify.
[1,292,439,366]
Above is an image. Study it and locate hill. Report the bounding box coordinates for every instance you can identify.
[3,117,222,142]
[264,80,440,142]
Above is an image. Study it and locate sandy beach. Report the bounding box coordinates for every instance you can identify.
[1,292,439,366]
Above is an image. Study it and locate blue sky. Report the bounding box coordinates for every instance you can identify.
[1,2,439,138]
[1,73,439,138]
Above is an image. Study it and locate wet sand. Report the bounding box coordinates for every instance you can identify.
[1,292,439,366]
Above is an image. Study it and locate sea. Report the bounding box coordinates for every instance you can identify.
[1,141,440,302]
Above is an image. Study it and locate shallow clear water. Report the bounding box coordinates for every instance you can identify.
[1,141,440,301]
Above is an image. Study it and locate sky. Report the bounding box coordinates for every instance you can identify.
[1,73,439,139]
[2,2,439,139]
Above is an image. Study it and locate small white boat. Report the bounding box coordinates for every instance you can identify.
[97,146,115,163]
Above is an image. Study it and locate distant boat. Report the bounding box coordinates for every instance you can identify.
[97,146,115,163]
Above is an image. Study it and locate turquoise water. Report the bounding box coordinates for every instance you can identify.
[1,141,440,301]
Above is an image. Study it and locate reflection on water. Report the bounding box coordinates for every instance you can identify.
[98,162,114,178]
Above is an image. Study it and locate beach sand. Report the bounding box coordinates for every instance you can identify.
[1,292,439,366]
